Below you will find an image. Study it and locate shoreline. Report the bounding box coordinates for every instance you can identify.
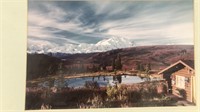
[26,70,138,84]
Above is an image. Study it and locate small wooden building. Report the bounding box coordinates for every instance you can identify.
[158,60,195,103]
[106,66,113,71]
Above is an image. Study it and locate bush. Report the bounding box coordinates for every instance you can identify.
[128,91,141,103]
[25,92,43,110]
[84,81,100,89]
[177,89,186,99]
[106,85,118,100]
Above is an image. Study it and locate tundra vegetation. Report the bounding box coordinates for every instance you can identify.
[26,80,178,109]
[26,45,193,109]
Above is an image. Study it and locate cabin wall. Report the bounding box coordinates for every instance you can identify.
[171,67,193,102]
[192,75,196,103]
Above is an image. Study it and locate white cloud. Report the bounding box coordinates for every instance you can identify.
[28,10,81,32]
[98,8,194,45]
[28,0,194,52]
[28,26,58,38]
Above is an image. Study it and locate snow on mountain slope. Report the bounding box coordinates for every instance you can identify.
[95,36,134,50]
[27,36,135,54]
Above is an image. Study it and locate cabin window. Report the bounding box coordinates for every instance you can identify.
[172,80,175,85]
[176,75,185,89]
[185,77,190,83]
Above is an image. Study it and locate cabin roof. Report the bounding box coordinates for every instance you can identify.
[181,60,194,69]
[158,60,194,74]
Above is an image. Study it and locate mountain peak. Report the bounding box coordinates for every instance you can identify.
[96,36,134,50]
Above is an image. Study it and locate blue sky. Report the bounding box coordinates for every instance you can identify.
[28,0,194,46]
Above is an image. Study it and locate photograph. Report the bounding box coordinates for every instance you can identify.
[25,0,196,110]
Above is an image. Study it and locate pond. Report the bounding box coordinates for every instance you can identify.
[38,75,150,89]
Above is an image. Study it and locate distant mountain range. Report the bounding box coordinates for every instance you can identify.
[27,36,135,54]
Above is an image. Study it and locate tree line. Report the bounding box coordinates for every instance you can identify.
[27,53,124,80]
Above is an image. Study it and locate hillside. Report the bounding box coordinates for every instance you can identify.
[27,54,61,80]
[27,45,194,80]
[60,45,194,70]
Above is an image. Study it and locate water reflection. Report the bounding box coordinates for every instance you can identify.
[113,75,122,83]
[38,75,148,89]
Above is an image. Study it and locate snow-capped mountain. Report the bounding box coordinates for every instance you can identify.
[95,36,134,50]
[27,36,135,54]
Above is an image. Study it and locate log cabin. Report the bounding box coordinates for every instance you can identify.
[158,60,196,103]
